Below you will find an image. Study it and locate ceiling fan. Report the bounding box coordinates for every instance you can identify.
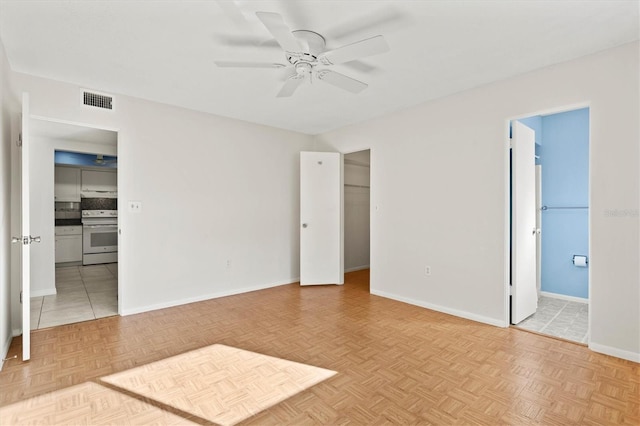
[215,12,390,97]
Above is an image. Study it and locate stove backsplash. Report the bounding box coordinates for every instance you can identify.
[81,198,117,211]
[55,202,81,220]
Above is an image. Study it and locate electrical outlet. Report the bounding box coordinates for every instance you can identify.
[424,266,432,276]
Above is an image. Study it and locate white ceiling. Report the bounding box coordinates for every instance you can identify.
[1,1,638,135]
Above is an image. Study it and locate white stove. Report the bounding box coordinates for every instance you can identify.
[82,210,118,265]
[82,209,118,219]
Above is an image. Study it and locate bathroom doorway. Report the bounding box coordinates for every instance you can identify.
[510,107,590,344]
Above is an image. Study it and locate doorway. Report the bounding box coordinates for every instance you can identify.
[344,150,371,291]
[509,107,590,344]
[29,119,119,330]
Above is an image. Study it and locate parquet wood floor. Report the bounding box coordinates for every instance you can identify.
[0,382,199,425]
[1,269,638,425]
[102,344,335,425]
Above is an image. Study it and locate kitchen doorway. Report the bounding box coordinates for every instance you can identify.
[29,119,119,330]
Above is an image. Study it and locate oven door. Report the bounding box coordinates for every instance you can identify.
[83,224,118,254]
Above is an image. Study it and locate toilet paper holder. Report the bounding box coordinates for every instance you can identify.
[573,255,588,267]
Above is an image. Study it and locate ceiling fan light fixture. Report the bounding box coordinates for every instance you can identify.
[295,62,312,75]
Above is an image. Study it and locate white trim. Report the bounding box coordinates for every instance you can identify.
[503,121,511,326]
[345,265,370,273]
[540,291,588,304]
[371,289,507,328]
[1,335,13,371]
[121,279,298,316]
[589,342,640,363]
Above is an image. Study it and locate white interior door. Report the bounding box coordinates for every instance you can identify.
[300,152,344,285]
[20,93,33,360]
[535,164,542,298]
[511,121,538,324]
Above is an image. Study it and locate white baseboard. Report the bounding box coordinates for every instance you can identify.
[31,288,57,298]
[1,335,13,371]
[540,291,588,304]
[121,278,298,316]
[345,265,370,273]
[370,289,507,328]
[589,342,640,363]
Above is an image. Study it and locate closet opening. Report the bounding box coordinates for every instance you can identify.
[344,149,371,292]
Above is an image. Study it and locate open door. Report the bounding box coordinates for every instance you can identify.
[12,93,38,361]
[511,121,538,324]
[300,152,344,285]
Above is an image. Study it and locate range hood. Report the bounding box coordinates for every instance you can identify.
[81,190,117,199]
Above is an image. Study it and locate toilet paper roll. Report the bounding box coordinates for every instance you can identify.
[573,255,588,267]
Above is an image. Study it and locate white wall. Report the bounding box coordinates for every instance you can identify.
[0,32,17,366]
[8,71,314,328]
[344,150,370,271]
[316,42,640,361]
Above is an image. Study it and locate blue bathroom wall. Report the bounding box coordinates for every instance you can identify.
[540,108,589,298]
[55,151,117,168]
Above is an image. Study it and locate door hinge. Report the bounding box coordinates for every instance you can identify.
[20,291,22,304]
[17,133,22,147]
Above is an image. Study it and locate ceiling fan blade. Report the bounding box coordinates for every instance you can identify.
[255,12,302,53]
[277,75,305,97]
[317,70,368,94]
[318,35,389,65]
[215,61,287,68]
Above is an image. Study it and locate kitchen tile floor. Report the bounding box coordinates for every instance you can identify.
[31,263,118,330]
[515,295,589,343]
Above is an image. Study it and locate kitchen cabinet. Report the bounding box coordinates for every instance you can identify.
[55,226,82,263]
[81,170,117,195]
[54,166,81,202]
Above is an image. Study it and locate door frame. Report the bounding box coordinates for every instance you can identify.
[11,114,122,348]
[342,147,372,290]
[503,103,592,334]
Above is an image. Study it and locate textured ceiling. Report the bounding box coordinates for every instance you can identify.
[1,1,638,135]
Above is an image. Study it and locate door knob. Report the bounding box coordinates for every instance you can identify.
[29,236,42,243]
[11,236,22,244]
[302,223,308,228]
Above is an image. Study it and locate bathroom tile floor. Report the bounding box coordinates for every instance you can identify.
[515,295,589,344]
[31,263,118,330]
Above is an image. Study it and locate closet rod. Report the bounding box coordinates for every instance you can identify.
[541,206,588,210]
[344,159,370,168]
[345,184,370,189]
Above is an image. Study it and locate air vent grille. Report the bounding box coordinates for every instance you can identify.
[83,91,113,110]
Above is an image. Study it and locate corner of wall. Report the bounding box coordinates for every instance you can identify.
[0,33,16,367]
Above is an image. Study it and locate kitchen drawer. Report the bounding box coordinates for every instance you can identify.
[55,225,82,236]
